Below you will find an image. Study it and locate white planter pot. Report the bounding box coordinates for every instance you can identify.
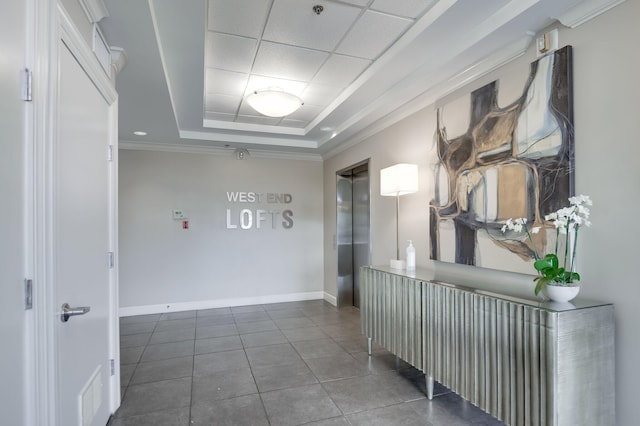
[544,284,580,303]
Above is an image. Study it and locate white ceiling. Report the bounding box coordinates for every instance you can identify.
[100,0,618,158]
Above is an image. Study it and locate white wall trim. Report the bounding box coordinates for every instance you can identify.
[554,0,626,28]
[58,4,116,104]
[119,140,323,162]
[323,292,337,307]
[78,0,108,23]
[322,35,533,160]
[119,291,325,317]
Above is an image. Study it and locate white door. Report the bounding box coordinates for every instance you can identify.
[54,40,113,426]
[0,0,29,424]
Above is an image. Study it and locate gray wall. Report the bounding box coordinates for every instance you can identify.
[119,149,324,312]
[323,1,639,424]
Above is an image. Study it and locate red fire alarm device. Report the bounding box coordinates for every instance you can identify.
[182,220,189,230]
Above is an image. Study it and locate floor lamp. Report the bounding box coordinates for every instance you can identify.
[380,163,418,269]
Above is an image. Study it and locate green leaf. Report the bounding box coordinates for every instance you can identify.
[534,276,548,296]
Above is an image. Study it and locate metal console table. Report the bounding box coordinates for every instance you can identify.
[360,266,614,426]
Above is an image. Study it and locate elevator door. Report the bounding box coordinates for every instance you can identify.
[337,162,370,308]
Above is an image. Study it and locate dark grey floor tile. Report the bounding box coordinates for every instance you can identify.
[231,305,266,314]
[120,346,145,365]
[116,377,191,418]
[193,349,249,376]
[120,322,157,336]
[159,311,196,321]
[195,323,238,339]
[351,351,399,373]
[267,309,306,319]
[261,384,341,426]
[120,332,151,349]
[120,363,136,387]
[196,314,235,327]
[192,367,257,404]
[304,417,350,426]
[196,307,232,317]
[119,314,161,325]
[240,330,288,348]
[291,338,348,359]
[412,392,505,425]
[407,397,476,426]
[334,336,384,354]
[190,394,269,426]
[148,327,195,345]
[375,370,427,402]
[281,326,329,342]
[236,319,278,334]
[305,353,370,382]
[320,324,364,340]
[154,318,196,331]
[252,360,318,392]
[245,343,302,369]
[346,402,434,426]
[110,407,190,426]
[195,334,243,355]
[140,340,194,362]
[274,316,316,330]
[233,311,271,323]
[322,374,404,415]
[130,356,193,385]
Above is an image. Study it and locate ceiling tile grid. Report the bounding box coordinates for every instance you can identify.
[203,0,421,128]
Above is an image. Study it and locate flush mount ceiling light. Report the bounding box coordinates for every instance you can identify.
[133,130,147,136]
[246,88,303,118]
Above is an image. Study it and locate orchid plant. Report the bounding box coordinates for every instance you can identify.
[501,195,592,296]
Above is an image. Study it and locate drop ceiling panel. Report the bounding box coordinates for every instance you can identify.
[312,54,371,87]
[338,0,371,7]
[236,115,283,125]
[302,83,344,106]
[263,0,362,51]
[244,75,308,97]
[207,0,270,38]
[252,41,329,81]
[205,32,257,73]
[285,104,324,122]
[336,10,413,59]
[205,93,241,112]
[370,0,437,19]
[205,69,248,96]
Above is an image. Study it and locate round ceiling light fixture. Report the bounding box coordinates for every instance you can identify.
[246,88,303,118]
[133,130,147,136]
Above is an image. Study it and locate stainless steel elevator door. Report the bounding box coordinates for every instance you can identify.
[337,162,370,308]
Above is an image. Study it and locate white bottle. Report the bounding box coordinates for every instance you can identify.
[406,240,416,272]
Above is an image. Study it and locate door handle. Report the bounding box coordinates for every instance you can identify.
[61,303,91,323]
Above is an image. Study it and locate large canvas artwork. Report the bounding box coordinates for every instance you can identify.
[429,46,574,274]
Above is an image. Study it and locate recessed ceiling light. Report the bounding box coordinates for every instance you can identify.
[320,126,333,132]
[133,131,147,136]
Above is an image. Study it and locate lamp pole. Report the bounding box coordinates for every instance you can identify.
[395,192,400,260]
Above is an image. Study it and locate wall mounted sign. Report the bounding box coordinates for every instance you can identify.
[429,46,574,273]
[225,191,294,230]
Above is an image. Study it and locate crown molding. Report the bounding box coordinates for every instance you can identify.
[78,0,109,23]
[119,140,323,162]
[554,0,626,28]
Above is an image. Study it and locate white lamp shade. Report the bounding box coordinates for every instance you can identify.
[380,163,418,196]
[246,89,303,117]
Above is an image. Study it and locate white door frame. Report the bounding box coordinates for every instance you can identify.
[28,2,120,424]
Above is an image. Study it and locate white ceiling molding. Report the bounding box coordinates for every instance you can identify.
[110,46,127,75]
[554,0,626,28]
[322,35,534,160]
[119,140,323,162]
[178,130,318,150]
[78,0,109,23]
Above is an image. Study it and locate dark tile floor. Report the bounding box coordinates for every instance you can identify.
[112,300,505,426]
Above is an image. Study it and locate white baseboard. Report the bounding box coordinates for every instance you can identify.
[323,291,337,306]
[119,291,325,317]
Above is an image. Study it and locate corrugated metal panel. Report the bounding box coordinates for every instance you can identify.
[360,267,615,426]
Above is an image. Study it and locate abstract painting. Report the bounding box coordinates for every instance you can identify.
[429,46,574,274]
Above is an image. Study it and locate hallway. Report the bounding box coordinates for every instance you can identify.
[113,300,504,425]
